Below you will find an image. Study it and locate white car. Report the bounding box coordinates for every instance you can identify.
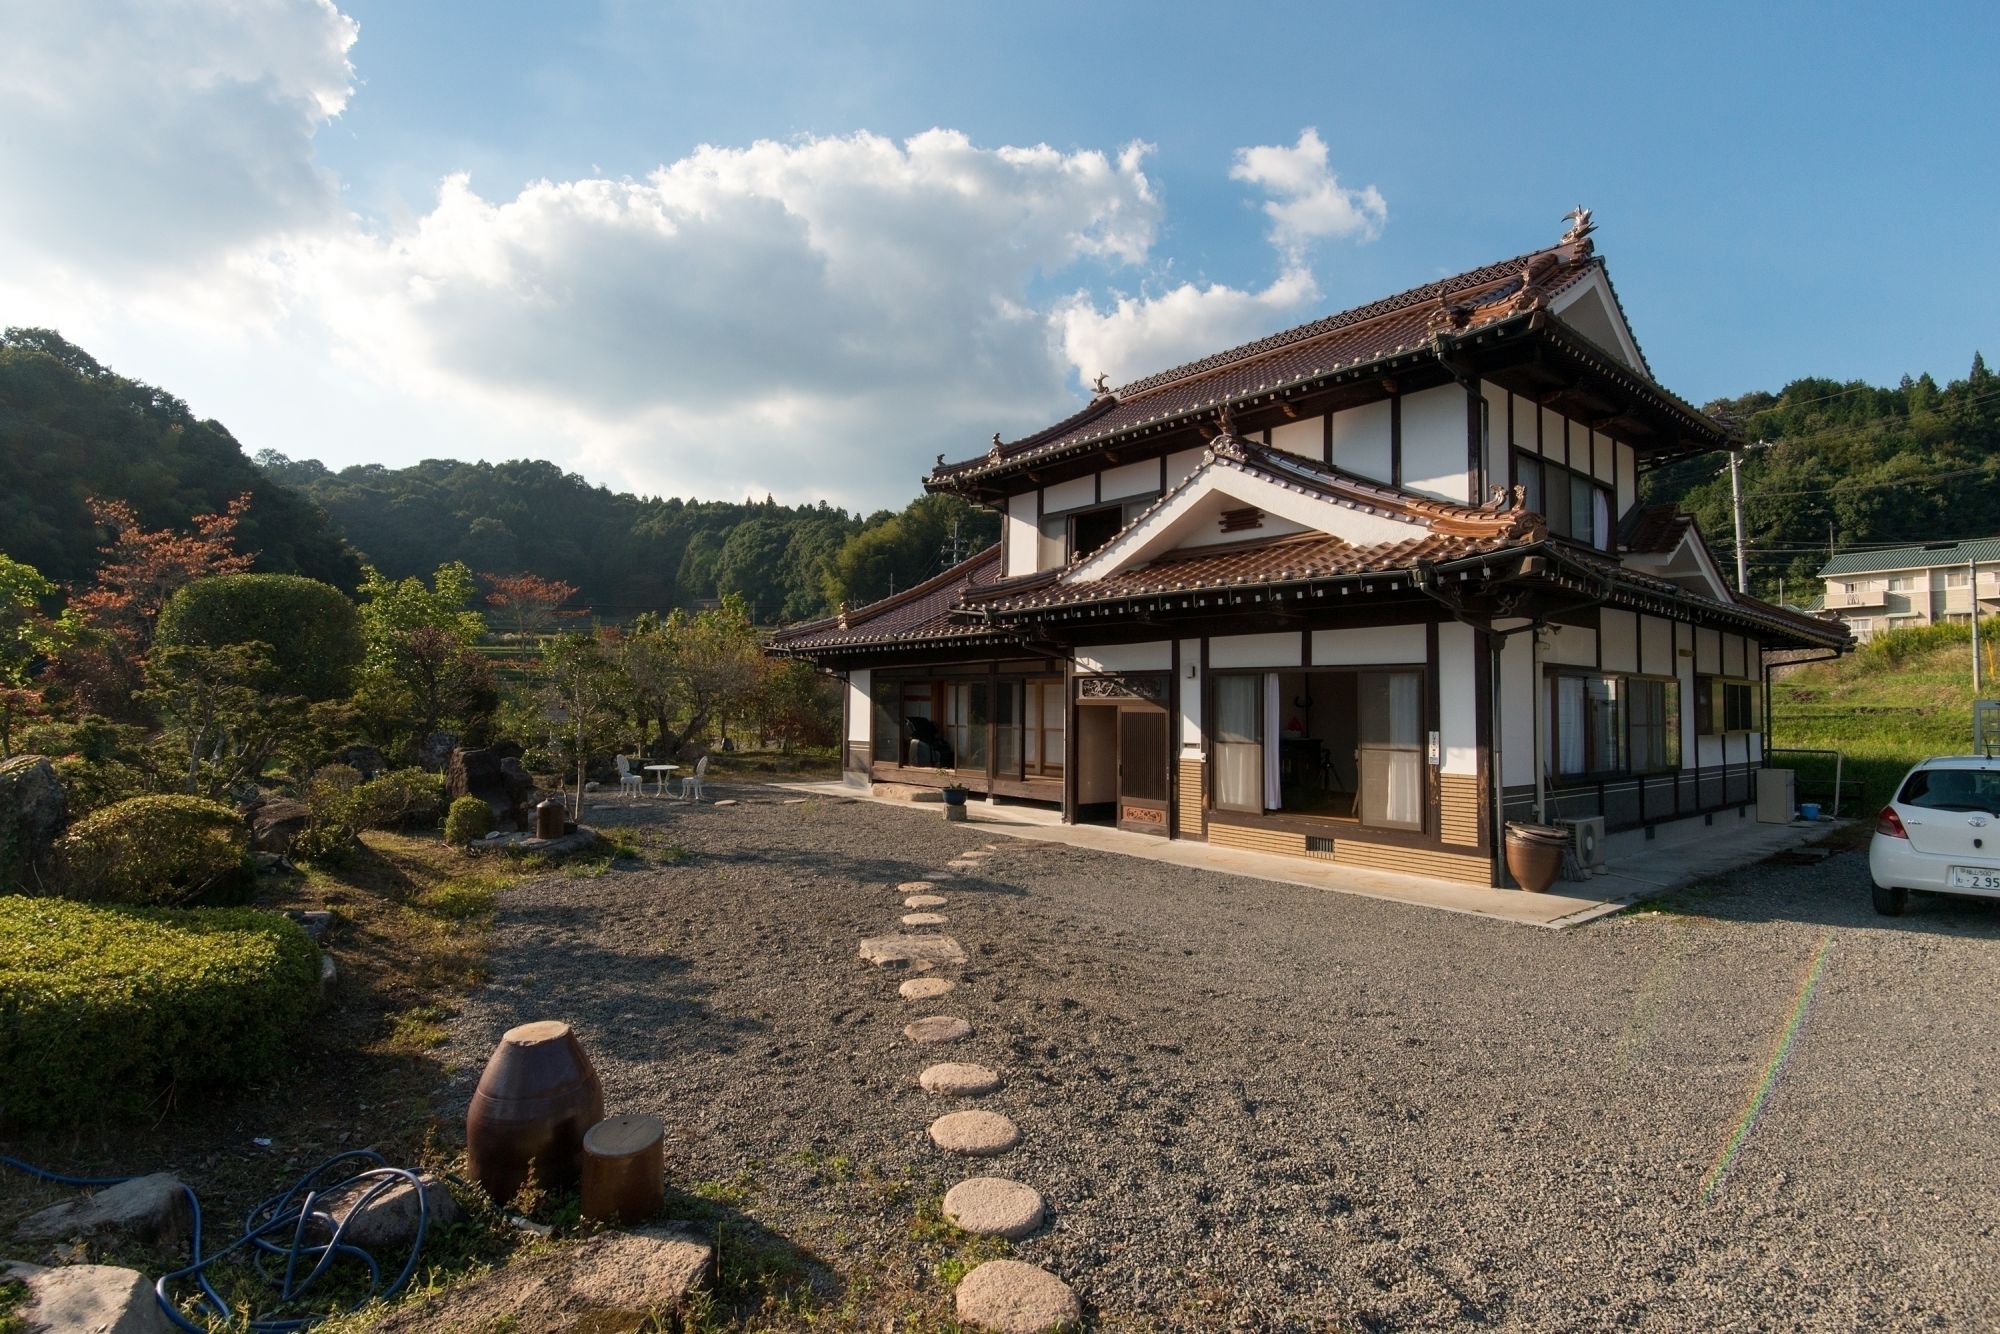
[1869,756,2000,915]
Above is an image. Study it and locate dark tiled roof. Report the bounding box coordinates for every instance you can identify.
[933,239,1605,484]
[1819,537,2000,577]
[1556,545,1850,649]
[1619,503,1691,555]
[768,545,1014,653]
[970,531,1511,615]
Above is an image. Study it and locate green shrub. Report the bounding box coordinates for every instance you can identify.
[47,755,150,821]
[155,574,363,701]
[289,764,364,863]
[57,795,255,906]
[0,897,319,1126]
[444,795,495,846]
[351,768,448,830]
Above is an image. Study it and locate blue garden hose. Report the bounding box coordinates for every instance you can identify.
[2,1149,431,1331]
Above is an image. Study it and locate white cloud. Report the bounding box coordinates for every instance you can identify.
[0,0,356,283]
[1230,127,1386,264]
[0,1,1389,510]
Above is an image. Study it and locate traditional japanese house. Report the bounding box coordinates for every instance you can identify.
[770,213,1850,885]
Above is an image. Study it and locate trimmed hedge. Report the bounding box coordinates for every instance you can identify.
[0,897,319,1126]
[352,768,448,831]
[57,795,256,906]
[444,795,495,846]
[155,573,363,701]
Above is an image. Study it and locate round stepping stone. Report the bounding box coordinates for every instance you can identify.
[896,881,936,893]
[904,1015,972,1044]
[944,1177,1045,1239]
[929,1109,1020,1157]
[902,912,949,927]
[955,1259,1080,1333]
[946,860,979,872]
[900,976,956,1001]
[904,893,947,908]
[921,1062,1004,1096]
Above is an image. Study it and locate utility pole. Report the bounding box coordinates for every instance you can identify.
[1974,560,1984,696]
[1729,450,1748,593]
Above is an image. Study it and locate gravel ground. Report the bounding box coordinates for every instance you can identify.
[439,787,2000,1331]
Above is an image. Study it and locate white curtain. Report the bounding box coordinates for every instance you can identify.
[1263,672,1283,810]
[1556,676,1586,776]
[1213,675,1262,811]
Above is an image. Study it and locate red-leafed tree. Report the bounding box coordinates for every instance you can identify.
[53,494,255,714]
[481,571,581,637]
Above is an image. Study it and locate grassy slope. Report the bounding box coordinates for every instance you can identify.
[1771,622,2000,813]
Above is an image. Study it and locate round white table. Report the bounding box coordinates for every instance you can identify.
[643,764,679,798]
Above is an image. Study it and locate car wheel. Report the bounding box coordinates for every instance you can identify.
[1872,884,1909,916]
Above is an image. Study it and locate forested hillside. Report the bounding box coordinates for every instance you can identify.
[0,328,362,590]
[1642,355,2000,598]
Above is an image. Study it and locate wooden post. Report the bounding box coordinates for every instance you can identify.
[581,1114,665,1224]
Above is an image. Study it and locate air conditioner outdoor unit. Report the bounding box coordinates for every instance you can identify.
[1557,816,1606,871]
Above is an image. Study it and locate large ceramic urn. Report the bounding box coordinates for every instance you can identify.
[466,1020,604,1206]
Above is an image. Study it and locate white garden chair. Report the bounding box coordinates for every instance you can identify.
[615,755,644,798]
[679,755,709,802]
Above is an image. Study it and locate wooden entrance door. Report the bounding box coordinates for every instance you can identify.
[1116,706,1170,835]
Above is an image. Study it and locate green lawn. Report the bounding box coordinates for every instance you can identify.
[1771,622,1999,813]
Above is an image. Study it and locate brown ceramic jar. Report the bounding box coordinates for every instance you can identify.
[465,1020,604,1206]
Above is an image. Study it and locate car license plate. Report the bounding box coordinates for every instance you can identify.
[1947,866,2000,890]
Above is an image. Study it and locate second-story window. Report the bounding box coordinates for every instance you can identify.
[1514,450,1611,551]
[1038,493,1158,566]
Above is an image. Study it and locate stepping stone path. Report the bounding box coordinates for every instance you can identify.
[904,893,947,908]
[928,1109,1020,1156]
[944,1177,1045,1239]
[946,860,980,873]
[859,933,967,967]
[955,1259,1081,1334]
[901,911,948,927]
[920,1061,1003,1096]
[904,1015,972,1044]
[896,881,936,893]
[899,976,956,1001]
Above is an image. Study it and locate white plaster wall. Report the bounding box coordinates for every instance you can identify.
[1268,416,1323,460]
[1498,622,1536,787]
[1540,622,1598,666]
[1437,620,1478,775]
[1400,385,1470,503]
[1042,475,1095,514]
[1309,623,1426,665]
[1074,641,1171,674]
[1615,441,1637,520]
[1723,634,1747,678]
[1171,504,1310,549]
[1591,430,1616,484]
[845,669,871,743]
[1333,400,1394,483]
[1100,459,1159,501]
[1005,492,1038,577]
[1511,393,1537,454]
[1599,608,1638,674]
[1178,637,1202,749]
[1639,614,1674,677]
[1541,407,1568,464]
[1165,447,1205,490]
[1695,627,1722,675]
[1209,631,1303,669]
[1696,734,1725,768]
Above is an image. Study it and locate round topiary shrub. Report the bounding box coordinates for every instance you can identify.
[155,573,363,701]
[0,898,319,1127]
[57,794,256,906]
[444,794,495,846]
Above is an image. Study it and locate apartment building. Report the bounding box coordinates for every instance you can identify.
[1817,538,2000,640]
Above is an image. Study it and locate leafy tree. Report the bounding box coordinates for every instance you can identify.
[140,641,306,799]
[821,493,997,610]
[714,519,791,624]
[481,571,581,636]
[532,631,631,817]
[155,573,362,702]
[609,598,762,759]
[754,657,840,753]
[355,563,493,747]
[0,554,70,756]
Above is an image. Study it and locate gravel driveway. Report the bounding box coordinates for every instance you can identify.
[439,789,2000,1331]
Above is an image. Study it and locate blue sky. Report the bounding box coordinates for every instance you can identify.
[2,0,1994,510]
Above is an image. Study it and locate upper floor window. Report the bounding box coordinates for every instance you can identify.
[1038,494,1158,566]
[1514,450,1611,551]
[1886,575,1915,592]
[1945,569,1970,587]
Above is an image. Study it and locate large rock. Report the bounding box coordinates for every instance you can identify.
[13,1173,191,1245]
[0,1261,169,1334]
[248,798,311,854]
[370,1226,710,1333]
[416,730,460,773]
[307,1172,461,1250]
[446,747,539,831]
[0,755,65,892]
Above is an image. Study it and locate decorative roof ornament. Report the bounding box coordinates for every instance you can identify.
[1091,371,1111,396]
[1561,204,1596,254]
[836,601,851,630]
[988,432,1004,460]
